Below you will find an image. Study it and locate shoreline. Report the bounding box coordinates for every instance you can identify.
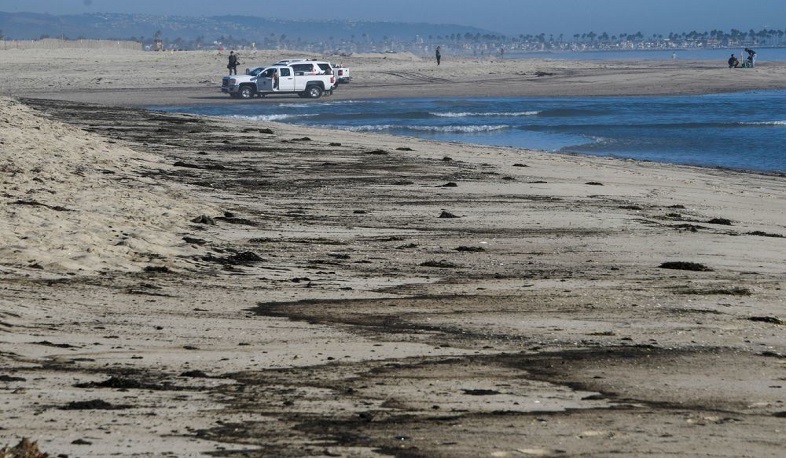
[2,49,786,457]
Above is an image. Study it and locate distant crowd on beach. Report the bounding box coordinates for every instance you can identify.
[728,48,756,68]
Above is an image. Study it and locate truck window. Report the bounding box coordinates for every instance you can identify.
[292,64,313,74]
[280,68,291,77]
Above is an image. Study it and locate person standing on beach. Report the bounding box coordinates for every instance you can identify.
[744,48,756,68]
[227,51,239,75]
[435,46,441,65]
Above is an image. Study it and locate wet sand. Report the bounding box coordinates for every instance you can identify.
[2,49,786,457]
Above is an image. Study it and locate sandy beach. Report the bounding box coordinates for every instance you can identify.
[2,49,786,457]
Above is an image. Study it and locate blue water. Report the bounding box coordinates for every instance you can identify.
[152,90,786,173]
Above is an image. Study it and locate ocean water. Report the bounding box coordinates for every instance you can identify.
[153,90,786,173]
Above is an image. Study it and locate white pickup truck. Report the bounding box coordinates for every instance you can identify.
[221,60,336,99]
[333,64,351,84]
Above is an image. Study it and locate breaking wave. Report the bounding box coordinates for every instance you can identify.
[432,111,540,118]
[339,124,511,133]
[230,114,318,122]
[740,120,786,126]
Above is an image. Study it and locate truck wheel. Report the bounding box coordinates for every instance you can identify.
[306,85,323,98]
[239,86,255,99]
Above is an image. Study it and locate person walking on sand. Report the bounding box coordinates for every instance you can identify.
[435,46,441,65]
[227,51,239,75]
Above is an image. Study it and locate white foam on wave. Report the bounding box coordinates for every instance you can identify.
[338,124,510,133]
[742,120,786,126]
[230,114,318,122]
[432,111,540,118]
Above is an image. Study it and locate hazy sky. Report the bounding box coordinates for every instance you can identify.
[1,0,784,37]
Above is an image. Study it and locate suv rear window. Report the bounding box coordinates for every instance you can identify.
[291,63,315,74]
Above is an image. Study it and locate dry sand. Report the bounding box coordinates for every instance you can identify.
[1,49,786,457]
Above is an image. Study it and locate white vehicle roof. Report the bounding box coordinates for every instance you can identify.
[273,58,310,65]
[273,58,330,66]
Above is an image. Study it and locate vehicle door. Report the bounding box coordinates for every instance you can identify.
[255,68,275,92]
[277,67,295,92]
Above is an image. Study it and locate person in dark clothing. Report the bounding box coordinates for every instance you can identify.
[435,46,441,65]
[728,54,739,68]
[744,48,756,68]
[227,51,239,75]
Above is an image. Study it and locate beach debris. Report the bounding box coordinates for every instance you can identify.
[760,351,785,359]
[396,147,414,151]
[675,286,750,296]
[75,376,144,389]
[442,156,453,161]
[438,211,459,218]
[329,142,342,146]
[61,399,130,410]
[144,266,170,273]
[230,251,264,263]
[672,223,703,232]
[183,236,208,245]
[173,160,199,168]
[455,246,485,252]
[364,149,389,155]
[180,370,210,378]
[707,218,733,225]
[748,316,784,325]
[420,260,457,268]
[71,439,92,445]
[201,251,264,266]
[33,341,77,349]
[0,438,48,458]
[659,261,713,272]
[746,230,784,238]
[585,181,604,186]
[461,388,500,396]
[327,253,351,260]
[512,163,529,167]
[216,215,257,226]
[12,199,71,212]
[441,182,458,187]
[191,214,216,225]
